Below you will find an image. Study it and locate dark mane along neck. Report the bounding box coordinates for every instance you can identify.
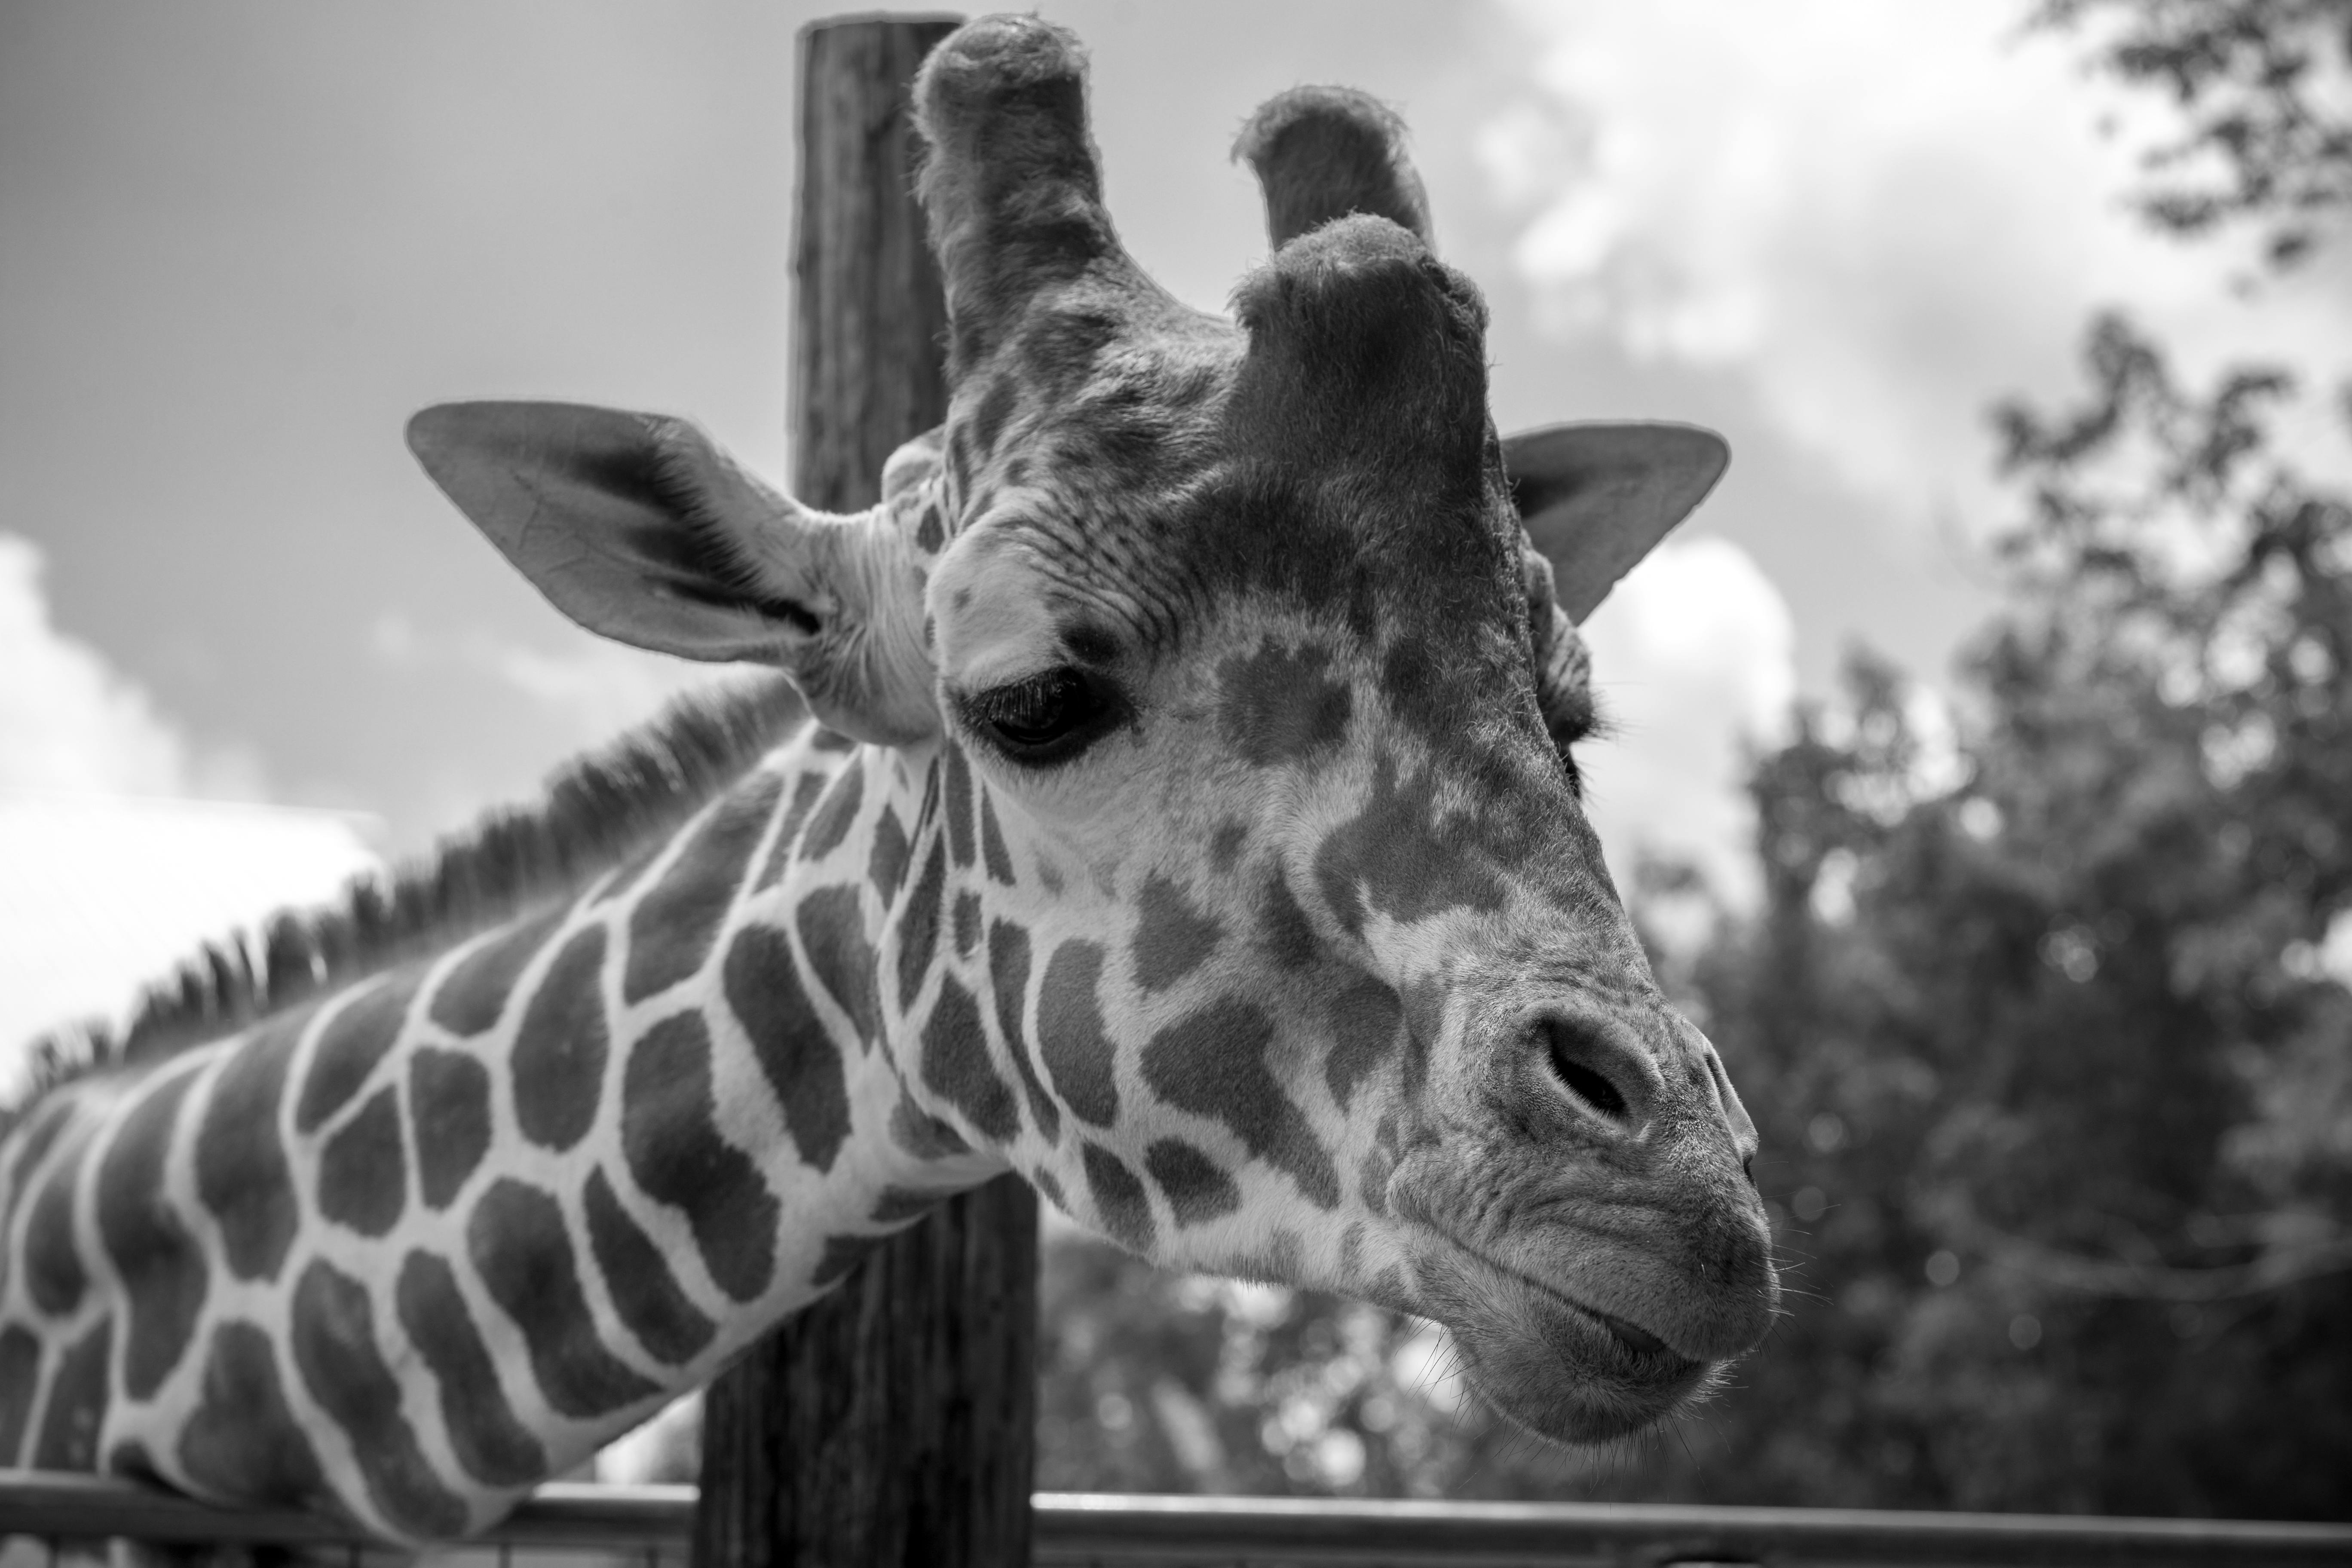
[8,675,808,1120]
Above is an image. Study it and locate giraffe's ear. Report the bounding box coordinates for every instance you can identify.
[406,401,938,745]
[1504,422,1730,623]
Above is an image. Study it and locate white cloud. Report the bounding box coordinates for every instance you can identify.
[1,534,208,795]
[0,534,380,1086]
[1577,535,1795,907]
[484,638,742,747]
[372,609,739,755]
[0,797,383,1093]
[1485,0,2352,522]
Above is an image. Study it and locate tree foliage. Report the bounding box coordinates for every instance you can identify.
[1668,313,2352,1517]
[2036,0,2352,265]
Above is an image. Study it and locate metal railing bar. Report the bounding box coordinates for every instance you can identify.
[1031,1491,2352,1565]
[2,1474,2348,1564]
[0,1476,695,1551]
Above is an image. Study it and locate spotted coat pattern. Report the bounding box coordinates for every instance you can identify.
[0,14,1777,1542]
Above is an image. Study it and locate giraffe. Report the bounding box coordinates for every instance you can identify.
[0,15,1776,1544]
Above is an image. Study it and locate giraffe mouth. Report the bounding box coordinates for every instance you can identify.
[1410,1231,1716,1443]
[1482,1253,1696,1370]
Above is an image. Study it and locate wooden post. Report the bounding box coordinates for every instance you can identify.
[690,15,1040,1568]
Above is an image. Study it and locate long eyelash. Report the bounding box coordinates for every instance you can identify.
[968,672,1065,728]
[1555,691,1609,799]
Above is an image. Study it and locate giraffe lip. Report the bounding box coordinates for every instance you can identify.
[1415,1231,1714,1443]
[1492,1259,1688,1366]
[1421,1231,1698,1369]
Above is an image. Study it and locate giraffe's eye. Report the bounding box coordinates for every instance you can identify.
[966,667,1121,765]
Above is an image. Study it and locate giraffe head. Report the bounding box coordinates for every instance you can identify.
[408,15,1774,1445]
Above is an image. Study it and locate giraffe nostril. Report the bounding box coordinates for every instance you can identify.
[1536,1016,1637,1128]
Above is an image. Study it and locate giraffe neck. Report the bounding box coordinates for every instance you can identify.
[0,720,998,1540]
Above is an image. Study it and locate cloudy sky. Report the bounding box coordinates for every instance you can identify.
[3,0,2348,1064]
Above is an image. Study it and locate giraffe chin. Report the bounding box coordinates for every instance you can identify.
[1427,1251,1723,1444]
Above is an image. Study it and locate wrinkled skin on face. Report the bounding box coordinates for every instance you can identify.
[413,14,1777,1445]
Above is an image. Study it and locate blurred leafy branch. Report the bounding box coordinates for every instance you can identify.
[2034,0,2352,266]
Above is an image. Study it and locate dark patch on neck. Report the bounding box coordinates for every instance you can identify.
[98,1065,207,1401]
[953,889,984,959]
[622,1009,780,1302]
[464,1180,661,1421]
[988,919,1060,1144]
[1081,1142,1155,1256]
[1140,999,1339,1210]
[394,1251,548,1487]
[23,1127,92,1315]
[627,770,788,1004]
[433,910,562,1036]
[582,1167,717,1365]
[0,1327,37,1465]
[944,745,977,869]
[896,838,951,1016]
[512,927,610,1152]
[868,806,913,902]
[317,1086,406,1238]
[198,1010,307,1282]
[410,1047,492,1210]
[4,1097,73,1201]
[176,1319,333,1509]
[723,925,852,1174]
[755,772,832,893]
[797,886,883,1052]
[891,1094,972,1161]
[797,764,866,867]
[291,1257,469,1537]
[1144,1139,1242,1229]
[31,1317,109,1469]
[1036,940,1120,1127]
[922,974,1020,1144]
[299,977,410,1132]
[978,790,1017,885]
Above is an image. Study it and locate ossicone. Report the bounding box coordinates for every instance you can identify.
[1236,85,1433,248]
